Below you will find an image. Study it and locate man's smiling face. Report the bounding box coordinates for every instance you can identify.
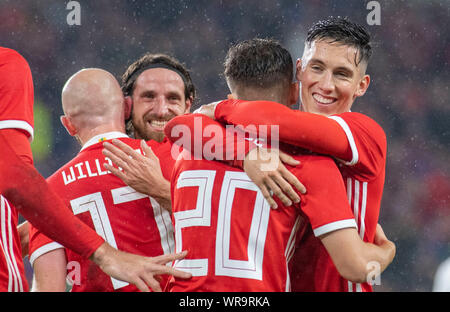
[130,67,191,142]
[297,39,370,116]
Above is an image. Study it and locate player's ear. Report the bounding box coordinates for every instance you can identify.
[295,58,303,82]
[184,95,193,113]
[60,115,77,136]
[289,81,300,107]
[124,96,133,120]
[354,74,370,98]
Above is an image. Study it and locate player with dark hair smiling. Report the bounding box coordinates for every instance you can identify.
[164,37,395,292]
[102,52,257,209]
[121,53,196,142]
[199,17,390,292]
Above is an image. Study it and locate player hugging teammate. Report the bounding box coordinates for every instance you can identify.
[1,17,395,293]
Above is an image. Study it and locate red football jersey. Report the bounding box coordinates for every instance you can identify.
[215,99,387,292]
[29,133,175,292]
[166,149,356,292]
[0,47,34,292]
[0,48,34,140]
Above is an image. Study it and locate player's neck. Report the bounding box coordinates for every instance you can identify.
[77,124,126,146]
[234,88,288,106]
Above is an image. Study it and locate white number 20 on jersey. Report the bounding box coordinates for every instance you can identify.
[173,170,271,280]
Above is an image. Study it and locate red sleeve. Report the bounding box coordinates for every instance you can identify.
[0,47,34,139]
[1,129,33,164]
[164,113,259,169]
[28,221,64,266]
[292,155,357,236]
[215,99,353,162]
[0,132,104,259]
[328,112,387,179]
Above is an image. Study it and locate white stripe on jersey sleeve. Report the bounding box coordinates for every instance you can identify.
[149,196,175,257]
[29,242,64,267]
[1,196,16,291]
[313,219,357,237]
[328,116,358,166]
[359,182,368,240]
[0,120,34,141]
[5,198,23,292]
[353,179,360,227]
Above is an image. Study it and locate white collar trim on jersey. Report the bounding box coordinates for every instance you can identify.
[80,131,129,152]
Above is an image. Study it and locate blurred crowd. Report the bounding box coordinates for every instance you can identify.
[0,0,448,291]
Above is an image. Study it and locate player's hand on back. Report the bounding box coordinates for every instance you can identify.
[90,243,191,292]
[193,101,220,119]
[243,147,306,209]
[102,139,171,206]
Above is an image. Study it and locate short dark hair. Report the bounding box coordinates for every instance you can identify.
[224,38,293,89]
[121,53,196,101]
[306,17,372,66]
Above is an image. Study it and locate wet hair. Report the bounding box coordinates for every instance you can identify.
[306,16,372,66]
[224,38,293,90]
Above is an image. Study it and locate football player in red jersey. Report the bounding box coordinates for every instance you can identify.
[28,68,191,292]
[102,53,260,209]
[199,17,391,292]
[100,54,195,206]
[163,38,394,292]
[0,47,191,292]
[30,56,245,292]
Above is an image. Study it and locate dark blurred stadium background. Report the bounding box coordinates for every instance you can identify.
[1,0,448,291]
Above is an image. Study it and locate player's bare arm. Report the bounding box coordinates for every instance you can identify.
[243,146,306,209]
[31,248,67,292]
[102,139,172,212]
[90,244,191,292]
[214,100,353,162]
[320,225,395,283]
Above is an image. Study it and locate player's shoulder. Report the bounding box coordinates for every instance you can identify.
[0,47,31,76]
[46,152,85,185]
[217,98,240,106]
[332,112,385,134]
[0,47,27,64]
[331,112,387,146]
[46,163,71,188]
